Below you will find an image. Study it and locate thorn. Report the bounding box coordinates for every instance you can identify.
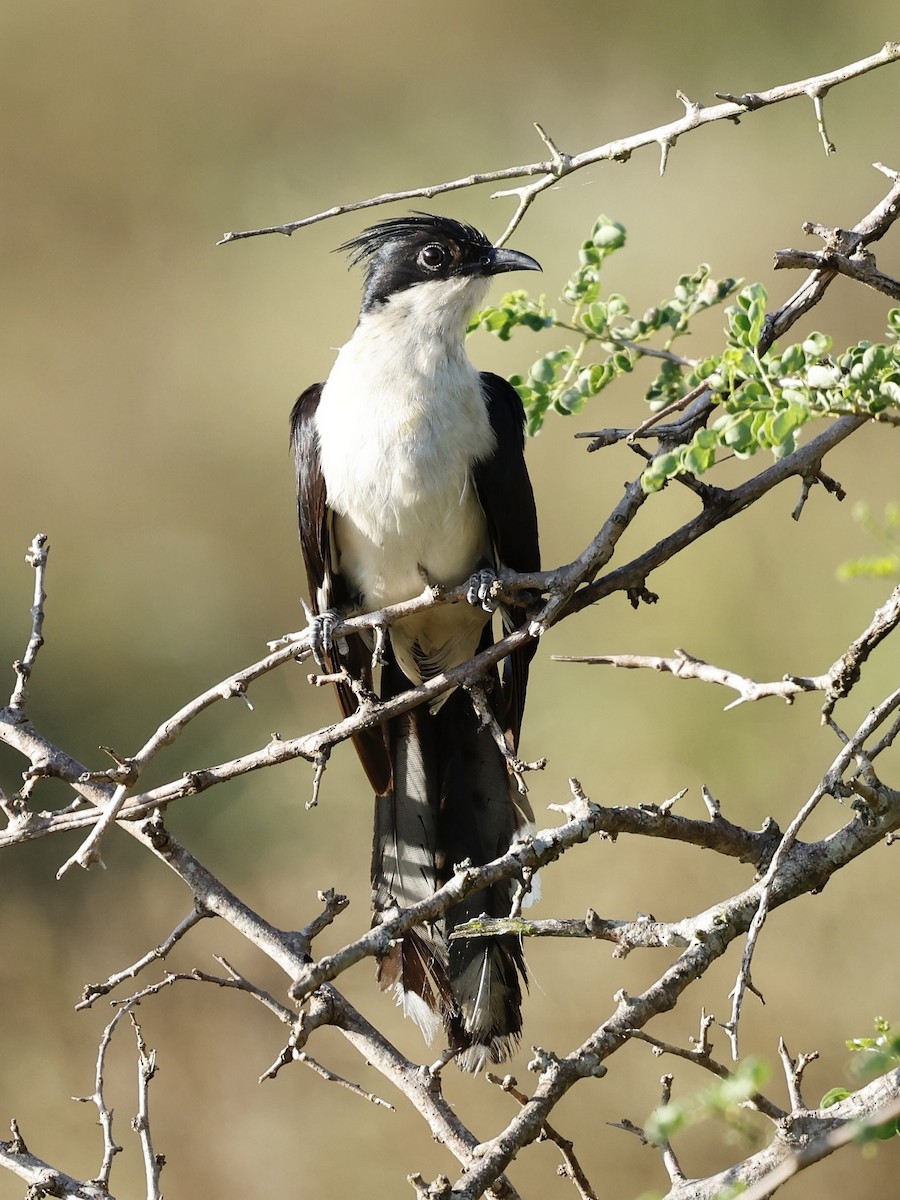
[809,89,836,155]
[701,785,721,819]
[307,748,330,809]
[658,137,673,176]
[534,122,572,176]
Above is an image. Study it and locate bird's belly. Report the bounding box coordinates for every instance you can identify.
[332,476,492,684]
[333,479,490,608]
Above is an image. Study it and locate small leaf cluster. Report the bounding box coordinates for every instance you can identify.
[846,1017,900,1074]
[820,1019,900,1141]
[642,293,900,493]
[472,215,900,496]
[837,502,900,581]
[468,215,737,436]
[644,1058,769,1147]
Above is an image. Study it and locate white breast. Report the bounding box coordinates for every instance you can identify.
[315,278,496,611]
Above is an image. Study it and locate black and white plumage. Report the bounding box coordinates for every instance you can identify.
[290,214,541,1069]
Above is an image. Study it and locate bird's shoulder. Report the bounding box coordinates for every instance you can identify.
[290,381,324,447]
[478,372,527,451]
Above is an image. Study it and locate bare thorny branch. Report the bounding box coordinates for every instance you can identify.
[218,42,900,248]
[2,46,900,1200]
[554,582,900,714]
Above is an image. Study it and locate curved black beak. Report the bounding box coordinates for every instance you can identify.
[487,245,542,276]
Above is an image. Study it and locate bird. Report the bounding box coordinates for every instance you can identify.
[290,213,541,1070]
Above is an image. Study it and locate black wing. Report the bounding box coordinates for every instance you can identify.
[290,385,391,793]
[473,373,540,750]
[291,385,331,608]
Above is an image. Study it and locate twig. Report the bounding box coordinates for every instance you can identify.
[725,685,900,1058]
[77,904,211,1009]
[656,1075,687,1185]
[628,1027,785,1122]
[0,1124,114,1200]
[297,887,351,950]
[73,1005,127,1189]
[486,1073,599,1200]
[492,123,574,244]
[445,775,900,1198]
[777,1038,819,1113]
[553,647,824,708]
[8,533,49,711]
[821,582,900,719]
[566,411,866,621]
[288,788,616,1003]
[809,88,836,155]
[454,911,694,954]
[554,584,900,715]
[218,44,900,245]
[774,166,900,299]
[99,819,521,1196]
[291,1051,395,1109]
[774,243,900,299]
[130,1017,163,1200]
[467,682,545,794]
[53,629,321,876]
[663,1071,900,1200]
[617,380,711,443]
[259,1020,395,1110]
[307,746,330,809]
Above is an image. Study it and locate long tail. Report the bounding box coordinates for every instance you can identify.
[371,669,530,1071]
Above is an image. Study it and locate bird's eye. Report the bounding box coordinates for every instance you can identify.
[418,244,446,270]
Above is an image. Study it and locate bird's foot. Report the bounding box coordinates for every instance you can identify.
[306,606,344,669]
[466,567,501,613]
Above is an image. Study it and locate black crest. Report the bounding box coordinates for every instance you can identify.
[338,213,492,268]
[337,213,494,309]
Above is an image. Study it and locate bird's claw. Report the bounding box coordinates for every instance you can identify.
[308,608,342,669]
[466,567,500,614]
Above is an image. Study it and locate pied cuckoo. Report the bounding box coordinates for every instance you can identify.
[290,214,540,1070]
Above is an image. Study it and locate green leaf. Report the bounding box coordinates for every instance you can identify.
[770,403,809,444]
[717,415,754,454]
[581,301,608,335]
[837,555,900,581]
[870,1118,900,1141]
[694,428,720,450]
[863,343,888,374]
[802,331,832,358]
[726,284,768,349]
[591,216,627,252]
[683,442,717,474]
[530,355,556,385]
[779,343,806,374]
[555,386,585,414]
[641,452,680,493]
[645,1103,688,1143]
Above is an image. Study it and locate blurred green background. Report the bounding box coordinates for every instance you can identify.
[2,2,899,1196]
